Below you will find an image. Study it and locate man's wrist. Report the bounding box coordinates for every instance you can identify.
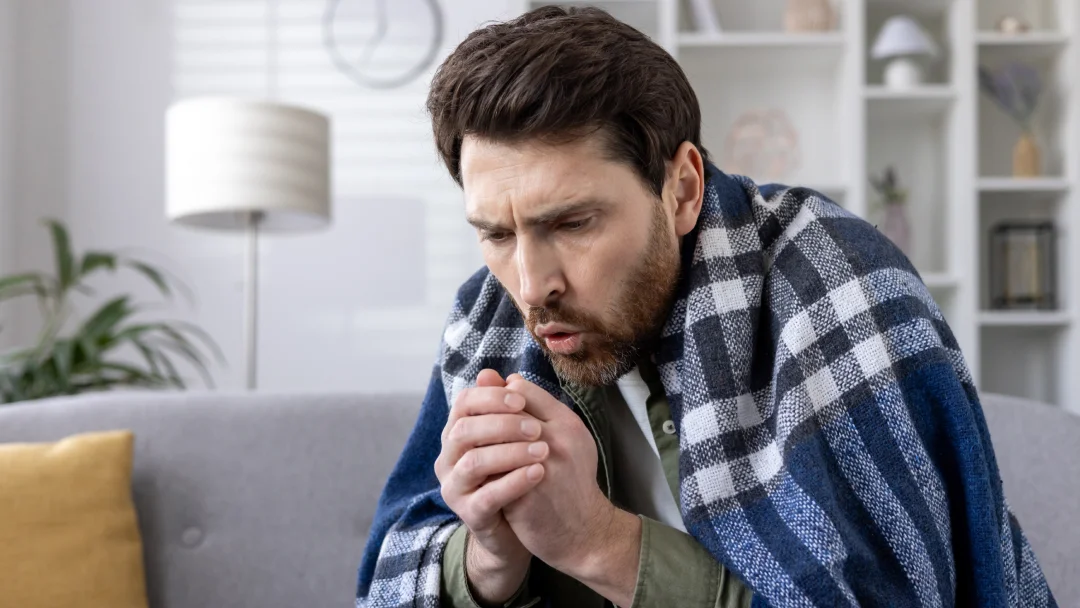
[560,506,643,607]
[465,532,532,606]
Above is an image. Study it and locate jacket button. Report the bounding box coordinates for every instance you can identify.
[182,527,204,547]
[662,420,676,435]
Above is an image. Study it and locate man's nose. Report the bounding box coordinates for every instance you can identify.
[516,238,564,308]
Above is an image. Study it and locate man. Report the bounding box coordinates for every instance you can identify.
[357,6,1054,608]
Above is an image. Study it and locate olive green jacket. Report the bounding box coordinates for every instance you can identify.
[440,365,753,608]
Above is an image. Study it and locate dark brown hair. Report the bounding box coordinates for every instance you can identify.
[426,6,708,196]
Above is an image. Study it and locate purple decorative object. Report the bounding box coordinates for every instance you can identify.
[978,63,1043,129]
[869,166,912,257]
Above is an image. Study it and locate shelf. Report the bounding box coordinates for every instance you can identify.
[529,0,652,4]
[799,182,847,199]
[678,32,843,47]
[979,311,1071,327]
[677,32,844,69]
[866,86,956,120]
[977,32,1070,61]
[869,0,950,13]
[922,273,958,290]
[978,177,1071,193]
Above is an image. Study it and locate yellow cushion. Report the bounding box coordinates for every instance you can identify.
[0,430,149,608]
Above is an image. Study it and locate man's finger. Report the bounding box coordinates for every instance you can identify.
[442,386,527,443]
[443,413,542,465]
[450,441,548,491]
[505,375,564,422]
[476,369,506,387]
[453,387,526,417]
[464,463,545,526]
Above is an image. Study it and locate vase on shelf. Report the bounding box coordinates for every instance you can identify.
[784,0,834,33]
[881,203,912,257]
[1013,131,1041,178]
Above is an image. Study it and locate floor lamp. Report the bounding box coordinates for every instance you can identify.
[165,98,332,390]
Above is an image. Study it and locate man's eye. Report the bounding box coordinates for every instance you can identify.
[483,231,513,243]
[559,218,591,232]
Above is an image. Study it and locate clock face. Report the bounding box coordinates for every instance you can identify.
[324,0,444,90]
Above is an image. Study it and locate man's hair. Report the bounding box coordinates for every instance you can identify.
[426,6,708,196]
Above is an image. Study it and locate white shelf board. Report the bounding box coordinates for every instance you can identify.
[869,0,951,13]
[677,32,844,48]
[866,86,956,120]
[922,273,958,290]
[979,311,1071,327]
[529,0,652,3]
[977,32,1070,61]
[978,177,1071,193]
[677,32,845,69]
[800,182,847,198]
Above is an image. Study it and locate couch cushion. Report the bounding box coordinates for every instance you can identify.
[0,391,423,608]
[980,393,1080,607]
[0,430,149,608]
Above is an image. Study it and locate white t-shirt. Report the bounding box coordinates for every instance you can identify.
[609,366,686,532]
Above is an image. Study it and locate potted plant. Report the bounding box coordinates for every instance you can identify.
[978,63,1043,177]
[870,166,911,257]
[0,220,222,404]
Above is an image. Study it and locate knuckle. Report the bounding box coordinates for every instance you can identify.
[473,493,494,516]
[498,416,514,437]
[453,388,469,410]
[462,449,482,473]
[462,504,480,524]
[440,485,459,510]
[449,417,469,441]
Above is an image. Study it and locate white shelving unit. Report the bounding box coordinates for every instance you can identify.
[524,0,1080,411]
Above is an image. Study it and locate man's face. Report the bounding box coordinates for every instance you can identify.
[461,134,681,386]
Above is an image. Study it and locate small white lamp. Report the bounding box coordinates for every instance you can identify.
[166,98,332,389]
[872,16,939,89]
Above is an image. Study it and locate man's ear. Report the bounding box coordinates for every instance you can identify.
[665,141,705,238]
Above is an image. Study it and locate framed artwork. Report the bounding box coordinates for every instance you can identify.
[989,221,1057,310]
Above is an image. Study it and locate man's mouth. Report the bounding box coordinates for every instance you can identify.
[543,331,582,354]
[535,323,585,354]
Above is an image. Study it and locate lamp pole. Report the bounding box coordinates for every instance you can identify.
[243,211,263,390]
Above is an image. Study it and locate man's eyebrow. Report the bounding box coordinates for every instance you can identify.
[465,216,505,232]
[466,199,605,232]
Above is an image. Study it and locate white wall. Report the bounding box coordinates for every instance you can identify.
[0,0,12,305]
[2,0,73,351]
[4,0,520,392]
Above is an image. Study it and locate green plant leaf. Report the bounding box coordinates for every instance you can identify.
[1,221,220,403]
[0,272,51,303]
[151,327,213,387]
[51,339,76,393]
[123,260,172,298]
[45,219,76,292]
[154,346,185,388]
[80,252,117,277]
[130,338,164,377]
[170,320,227,366]
[79,296,134,340]
[97,362,169,387]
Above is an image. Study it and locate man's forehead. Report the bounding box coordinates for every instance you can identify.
[461,137,611,214]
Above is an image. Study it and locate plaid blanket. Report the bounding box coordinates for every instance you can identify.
[356,164,1055,607]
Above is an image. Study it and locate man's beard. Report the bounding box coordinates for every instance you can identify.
[523,205,681,386]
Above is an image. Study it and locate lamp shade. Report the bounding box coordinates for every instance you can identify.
[871,16,939,60]
[166,98,331,232]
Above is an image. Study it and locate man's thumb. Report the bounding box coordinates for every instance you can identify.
[476,368,506,387]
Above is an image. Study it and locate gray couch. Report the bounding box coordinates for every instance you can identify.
[0,391,1076,607]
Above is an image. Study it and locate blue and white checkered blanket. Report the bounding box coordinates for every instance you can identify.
[356,164,1055,607]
